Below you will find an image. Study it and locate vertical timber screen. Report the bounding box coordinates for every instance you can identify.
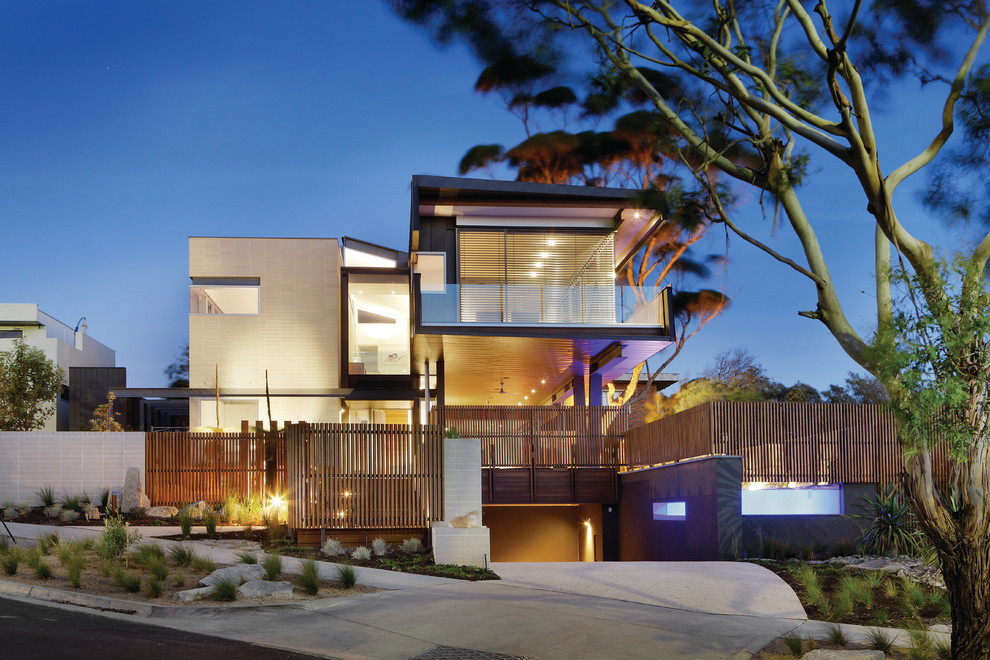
[624,401,950,484]
[145,431,286,507]
[286,423,444,531]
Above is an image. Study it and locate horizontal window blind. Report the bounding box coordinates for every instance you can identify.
[458,229,615,323]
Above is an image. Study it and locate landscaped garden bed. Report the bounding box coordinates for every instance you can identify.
[0,519,377,607]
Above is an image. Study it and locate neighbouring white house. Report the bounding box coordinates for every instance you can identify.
[0,303,117,431]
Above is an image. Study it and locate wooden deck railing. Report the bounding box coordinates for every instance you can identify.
[433,405,629,468]
[625,401,950,484]
[286,423,444,530]
[145,431,286,507]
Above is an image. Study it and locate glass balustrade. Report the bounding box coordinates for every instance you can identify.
[419,284,668,327]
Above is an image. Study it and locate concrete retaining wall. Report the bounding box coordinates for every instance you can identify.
[0,432,145,504]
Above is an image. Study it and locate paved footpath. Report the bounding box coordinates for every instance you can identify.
[0,523,946,659]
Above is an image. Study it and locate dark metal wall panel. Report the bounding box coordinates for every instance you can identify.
[618,456,741,561]
[68,367,127,431]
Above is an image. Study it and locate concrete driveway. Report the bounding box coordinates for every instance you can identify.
[490,561,806,619]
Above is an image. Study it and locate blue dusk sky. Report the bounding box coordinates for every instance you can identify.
[0,2,983,392]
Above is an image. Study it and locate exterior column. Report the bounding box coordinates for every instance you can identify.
[588,373,603,406]
[573,372,586,407]
[431,437,491,567]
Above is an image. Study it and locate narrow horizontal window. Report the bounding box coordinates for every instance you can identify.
[652,501,686,521]
[190,286,260,315]
[0,329,24,338]
[741,484,843,516]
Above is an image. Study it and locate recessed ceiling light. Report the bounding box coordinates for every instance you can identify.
[547,240,557,246]
[524,396,529,400]
[531,389,535,393]
[540,252,549,258]
[541,379,546,384]
[534,262,542,268]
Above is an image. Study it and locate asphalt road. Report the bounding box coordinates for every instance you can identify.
[0,595,323,660]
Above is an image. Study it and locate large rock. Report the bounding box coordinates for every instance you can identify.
[179,500,212,520]
[198,564,265,587]
[171,586,216,603]
[237,580,295,600]
[145,506,179,519]
[121,467,146,513]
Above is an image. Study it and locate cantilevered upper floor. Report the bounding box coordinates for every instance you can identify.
[409,175,673,340]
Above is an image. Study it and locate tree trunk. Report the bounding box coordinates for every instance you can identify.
[941,526,990,658]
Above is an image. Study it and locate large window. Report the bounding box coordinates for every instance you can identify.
[190,286,260,315]
[457,229,615,324]
[347,274,410,375]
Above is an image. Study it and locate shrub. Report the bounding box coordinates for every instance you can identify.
[902,580,929,615]
[352,546,371,561]
[146,557,170,582]
[177,510,193,538]
[44,505,63,519]
[0,535,7,553]
[59,493,80,512]
[297,559,321,595]
[824,623,847,646]
[933,636,952,659]
[371,537,388,557]
[401,538,423,554]
[203,510,218,537]
[99,558,115,577]
[857,484,927,557]
[865,627,894,654]
[212,578,238,602]
[782,633,804,656]
[169,545,195,567]
[192,555,215,574]
[59,509,80,522]
[321,538,345,557]
[263,515,285,541]
[236,550,258,564]
[36,486,55,508]
[830,539,857,557]
[98,488,112,510]
[32,558,53,580]
[132,543,166,568]
[1,549,20,575]
[172,572,186,588]
[262,552,282,581]
[147,576,163,598]
[55,540,87,566]
[37,532,60,555]
[336,563,357,589]
[221,493,240,524]
[66,554,85,588]
[98,514,130,560]
[875,610,890,626]
[113,568,141,593]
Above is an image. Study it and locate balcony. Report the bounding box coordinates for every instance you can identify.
[419,284,671,330]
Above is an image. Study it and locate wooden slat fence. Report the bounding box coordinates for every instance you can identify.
[146,431,286,507]
[434,405,629,468]
[624,401,950,484]
[287,423,443,530]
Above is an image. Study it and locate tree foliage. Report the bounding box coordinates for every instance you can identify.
[90,391,124,432]
[165,345,189,388]
[0,340,64,431]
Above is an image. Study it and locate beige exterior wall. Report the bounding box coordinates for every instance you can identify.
[0,431,144,504]
[188,238,341,427]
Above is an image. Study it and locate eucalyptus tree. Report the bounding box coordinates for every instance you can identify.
[392,0,990,654]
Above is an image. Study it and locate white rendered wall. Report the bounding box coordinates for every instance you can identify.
[188,238,342,427]
[0,432,144,504]
[0,304,116,431]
